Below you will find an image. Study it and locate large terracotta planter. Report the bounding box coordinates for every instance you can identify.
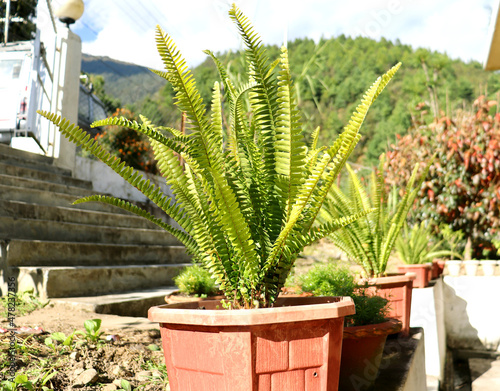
[363,273,415,337]
[397,263,431,288]
[339,319,402,391]
[148,296,355,391]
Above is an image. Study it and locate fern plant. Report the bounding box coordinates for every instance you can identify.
[395,221,461,264]
[319,154,432,277]
[38,5,400,308]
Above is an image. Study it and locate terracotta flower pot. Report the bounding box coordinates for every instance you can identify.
[426,262,433,281]
[397,264,431,289]
[431,259,440,279]
[436,259,446,278]
[362,273,415,337]
[148,296,355,391]
[339,319,402,391]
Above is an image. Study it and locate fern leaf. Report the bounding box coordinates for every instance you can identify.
[91,115,185,155]
[275,46,306,218]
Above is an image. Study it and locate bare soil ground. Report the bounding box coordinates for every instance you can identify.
[0,302,168,390]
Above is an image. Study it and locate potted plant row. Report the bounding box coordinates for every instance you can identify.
[38,4,401,390]
[318,154,432,336]
[299,263,401,391]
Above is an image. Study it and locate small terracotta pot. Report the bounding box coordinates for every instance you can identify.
[431,259,440,279]
[149,296,355,391]
[426,262,433,281]
[397,264,431,289]
[339,319,402,391]
[361,273,415,337]
[436,259,446,277]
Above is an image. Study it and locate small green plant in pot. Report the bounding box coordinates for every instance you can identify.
[319,154,432,335]
[299,264,401,391]
[173,264,219,297]
[38,4,400,390]
[395,221,461,287]
[396,222,461,265]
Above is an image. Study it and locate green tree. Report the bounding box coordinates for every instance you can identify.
[0,0,36,42]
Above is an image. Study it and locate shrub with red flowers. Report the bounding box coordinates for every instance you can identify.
[95,108,158,174]
[384,97,500,259]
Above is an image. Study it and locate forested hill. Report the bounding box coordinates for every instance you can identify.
[83,35,500,166]
[81,53,166,106]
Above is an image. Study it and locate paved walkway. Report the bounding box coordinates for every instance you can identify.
[472,360,500,390]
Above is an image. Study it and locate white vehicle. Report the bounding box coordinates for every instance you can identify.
[0,41,34,144]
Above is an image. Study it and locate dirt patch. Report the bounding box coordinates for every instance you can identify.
[0,302,168,390]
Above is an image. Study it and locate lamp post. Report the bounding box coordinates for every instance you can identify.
[54,0,84,28]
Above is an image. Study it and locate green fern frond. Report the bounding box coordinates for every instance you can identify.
[229,4,279,192]
[91,115,185,155]
[275,46,306,216]
[373,62,402,101]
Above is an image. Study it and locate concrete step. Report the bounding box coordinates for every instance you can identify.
[1,173,96,197]
[0,162,92,189]
[16,264,190,299]
[0,200,160,230]
[0,216,179,245]
[5,239,191,267]
[0,143,71,177]
[0,184,132,215]
[52,287,178,317]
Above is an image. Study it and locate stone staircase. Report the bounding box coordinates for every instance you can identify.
[0,143,190,316]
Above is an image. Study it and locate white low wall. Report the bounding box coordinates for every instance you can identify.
[410,280,447,381]
[410,276,500,385]
[443,276,500,352]
[74,155,173,203]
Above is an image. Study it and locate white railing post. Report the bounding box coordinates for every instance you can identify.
[48,27,81,172]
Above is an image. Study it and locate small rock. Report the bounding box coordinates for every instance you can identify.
[112,379,123,387]
[102,384,118,391]
[73,368,99,386]
[111,365,124,377]
[69,351,81,361]
[73,368,84,378]
[136,370,152,381]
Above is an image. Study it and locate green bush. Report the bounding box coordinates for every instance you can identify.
[299,263,356,297]
[174,265,218,297]
[385,97,500,259]
[299,264,388,327]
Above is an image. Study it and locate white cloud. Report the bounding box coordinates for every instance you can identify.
[73,0,498,69]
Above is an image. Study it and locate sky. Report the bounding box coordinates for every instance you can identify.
[52,0,500,70]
